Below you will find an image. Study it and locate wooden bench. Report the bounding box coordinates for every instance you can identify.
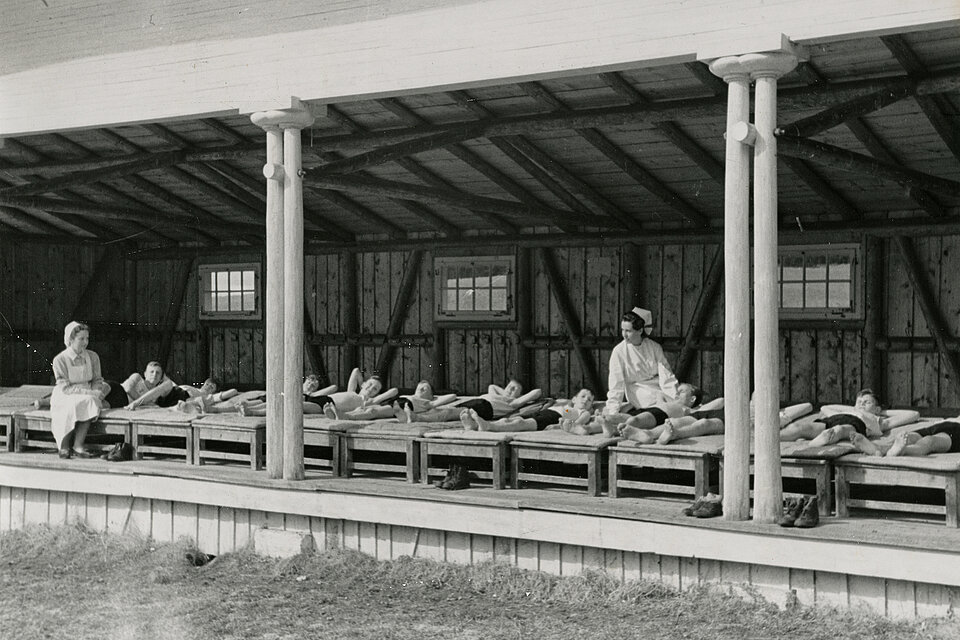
[15,408,131,452]
[834,453,960,527]
[419,428,512,489]
[509,431,622,496]
[303,416,355,476]
[129,409,195,463]
[0,386,55,452]
[341,421,447,482]
[191,414,266,470]
[609,435,723,499]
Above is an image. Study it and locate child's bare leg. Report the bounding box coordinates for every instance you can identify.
[888,432,949,457]
[656,420,676,445]
[303,402,324,415]
[561,418,592,435]
[624,412,659,430]
[323,403,339,420]
[848,432,883,457]
[778,402,813,428]
[476,411,535,432]
[618,424,661,444]
[660,418,724,444]
[393,402,409,423]
[809,424,856,447]
[780,418,824,442]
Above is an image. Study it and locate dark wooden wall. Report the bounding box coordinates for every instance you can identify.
[2,236,959,410]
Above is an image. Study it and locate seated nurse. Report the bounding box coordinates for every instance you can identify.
[605,307,679,415]
[50,321,110,459]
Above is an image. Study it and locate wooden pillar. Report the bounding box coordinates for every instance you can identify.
[281,108,315,481]
[515,248,533,385]
[251,101,314,481]
[250,115,285,479]
[749,52,797,523]
[709,56,752,521]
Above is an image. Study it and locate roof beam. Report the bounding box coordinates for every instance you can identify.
[882,35,960,163]
[520,80,709,227]
[778,85,914,138]
[776,134,960,198]
[779,157,861,221]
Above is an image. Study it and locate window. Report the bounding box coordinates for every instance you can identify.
[434,256,515,321]
[778,244,861,319]
[198,263,261,320]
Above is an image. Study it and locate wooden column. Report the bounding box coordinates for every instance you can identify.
[749,52,797,524]
[281,107,315,482]
[250,114,285,479]
[709,56,752,521]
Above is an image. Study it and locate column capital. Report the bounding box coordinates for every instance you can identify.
[250,102,315,131]
[709,51,798,82]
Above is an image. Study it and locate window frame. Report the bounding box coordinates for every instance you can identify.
[198,262,262,321]
[777,243,863,321]
[433,255,516,322]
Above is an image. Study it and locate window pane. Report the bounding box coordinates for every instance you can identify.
[476,289,490,310]
[492,274,507,288]
[205,272,216,292]
[475,264,490,288]
[229,271,242,290]
[230,292,242,311]
[215,292,229,311]
[242,292,255,311]
[458,289,474,311]
[201,292,214,312]
[828,259,851,280]
[458,265,473,289]
[216,272,228,290]
[805,254,827,281]
[242,270,255,291]
[443,290,456,311]
[781,254,804,281]
[805,282,826,307]
[492,289,506,310]
[829,282,851,308]
[782,283,803,308]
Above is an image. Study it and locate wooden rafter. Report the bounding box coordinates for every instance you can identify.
[893,236,960,398]
[324,105,461,237]
[538,248,603,393]
[797,60,946,219]
[882,35,960,163]
[776,135,960,197]
[302,173,617,229]
[778,85,913,138]
[520,80,709,228]
[375,250,424,376]
[312,188,406,238]
[780,157,860,221]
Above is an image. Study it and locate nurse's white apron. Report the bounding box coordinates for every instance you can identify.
[50,356,102,448]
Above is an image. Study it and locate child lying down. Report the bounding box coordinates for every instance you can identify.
[847,420,960,457]
[460,388,596,433]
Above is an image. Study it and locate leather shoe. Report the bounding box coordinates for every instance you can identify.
[71,449,96,459]
[58,448,72,459]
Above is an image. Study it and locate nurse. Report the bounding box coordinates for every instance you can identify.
[50,321,109,459]
[605,307,679,415]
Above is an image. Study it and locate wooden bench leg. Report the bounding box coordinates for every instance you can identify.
[419,441,430,484]
[252,429,264,471]
[834,466,849,517]
[343,442,354,478]
[693,454,709,499]
[331,437,341,477]
[816,465,831,516]
[193,430,203,466]
[510,447,521,489]
[493,443,506,490]
[406,439,419,483]
[587,450,602,497]
[946,472,960,528]
[14,416,25,453]
[608,449,620,498]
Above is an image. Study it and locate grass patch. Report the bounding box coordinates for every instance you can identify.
[0,524,955,639]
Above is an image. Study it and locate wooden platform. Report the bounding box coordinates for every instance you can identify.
[3,450,959,620]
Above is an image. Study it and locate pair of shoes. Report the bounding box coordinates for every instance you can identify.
[778,497,805,527]
[71,449,96,459]
[794,496,820,528]
[58,448,72,459]
[434,462,471,490]
[692,494,722,518]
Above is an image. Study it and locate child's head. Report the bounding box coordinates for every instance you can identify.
[571,388,595,410]
[855,389,881,414]
[200,377,219,395]
[677,383,703,408]
[503,379,523,399]
[144,361,164,385]
[360,375,383,398]
[303,374,321,394]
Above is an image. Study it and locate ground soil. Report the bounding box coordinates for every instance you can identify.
[0,524,956,640]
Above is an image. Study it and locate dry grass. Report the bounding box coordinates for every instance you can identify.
[0,524,955,640]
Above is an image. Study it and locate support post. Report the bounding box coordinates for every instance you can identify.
[709,56,752,521]
[749,52,797,524]
[342,250,359,375]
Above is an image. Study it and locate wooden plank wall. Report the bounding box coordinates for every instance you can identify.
[2,236,960,409]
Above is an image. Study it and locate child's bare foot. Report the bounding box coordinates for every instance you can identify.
[599,416,619,438]
[460,408,478,430]
[323,404,339,420]
[404,405,415,424]
[567,424,589,435]
[849,432,881,456]
[886,432,909,457]
[472,409,494,432]
[619,425,654,444]
[238,402,249,417]
[810,426,840,447]
[657,421,675,445]
[393,402,409,423]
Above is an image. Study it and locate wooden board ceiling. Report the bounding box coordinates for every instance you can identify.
[0,26,957,251]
